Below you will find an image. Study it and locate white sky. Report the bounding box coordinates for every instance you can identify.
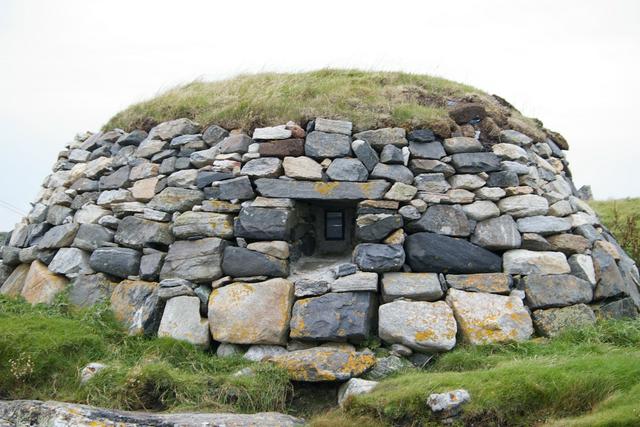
[1,0,639,230]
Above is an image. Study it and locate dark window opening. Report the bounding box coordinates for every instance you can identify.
[325,210,345,240]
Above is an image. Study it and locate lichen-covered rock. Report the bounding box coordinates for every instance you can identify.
[378,300,457,352]
[255,178,390,200]
[405,232,502,274]
[172,212,234,240]
[158,296,210,347]
[21,260,68,305]
[148,187,204,212]
[160,238,228,283]
[445,273,512,294]
[532,304,596,337]
[110,279,161,335]
[282,156,323,180]
[208,279,294,345]
[290,292,376,342]
[381,272,443,302]
[523,274,593,309]
[266,347,376,382]
[446,288,533,344]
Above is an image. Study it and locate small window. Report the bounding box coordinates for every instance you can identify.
[325,210,345,240]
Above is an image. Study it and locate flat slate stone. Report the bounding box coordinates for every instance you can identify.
[498,195,549,218]
[408,141,446,159]
[446,289,533,344]
[290,291,376,342]
[381,272,443,302]
[516,216,572,236]
[234,206,296,240]
[314,118,353,135]
[255,178,390,201]
[443,137,482,154]
[370,164,414,185]
[330,272,379,292]
[523,274,593,309]
[148,187,204,212]
[326,158,369,181]
[172,211,234,240]
[503,250,570,275]
[114,216,174,249]
[258,139,305,157]
[378,300,457,352]
[221,246,288,278]
[89,247,141,279]
[405,232,502,274]
[305,131,352,158]
[445,273,512,294]
[450,152,501,173]
[592,246,627,300]
[356,214,403,242]
[217,176,255,201]
[354,128,407,148]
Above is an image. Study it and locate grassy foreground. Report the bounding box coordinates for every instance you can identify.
[1,294,639,426]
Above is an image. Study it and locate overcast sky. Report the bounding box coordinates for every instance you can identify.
[0,0,639,230]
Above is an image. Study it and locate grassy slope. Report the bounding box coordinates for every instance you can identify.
[591,198,640,264]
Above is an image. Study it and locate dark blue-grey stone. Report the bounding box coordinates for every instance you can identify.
[487,170,519,188]
[523,274,593,309]
[593,246,627,300]
[450,152,501,173]
[408,129,436,143]
[353,244,405,272]
[218,176,255,201]
[221,246,288,278]
[89,247,141,279]
[356,214,403,242]
[405,232,501,274]
[234,206,295,240]
[116,130,148,147]
[408,141,445,159]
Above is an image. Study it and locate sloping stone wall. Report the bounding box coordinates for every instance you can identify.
[1,109,639,381]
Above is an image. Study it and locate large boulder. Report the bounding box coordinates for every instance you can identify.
[21,260,68,305]
[405,232,502,274]
[378,300,457,352]
[172,212,234,240]
[221,247,288,278]
[532,304,596,337]
[110,280,161,335]
[68,273,116,307]
[255,178,390,201]
[0,264,30,296]
[353,243,405,272]
[522,274,593,309]
[289,292,376,342]
[446,289,533,344]
[158,296,210,347]
[266,347,376,382]
[160,238,228,283]
[208,279,294,345]
[381,272,444,302]
[234,206,296,240]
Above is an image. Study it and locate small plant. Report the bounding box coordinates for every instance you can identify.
[9,352,34,383]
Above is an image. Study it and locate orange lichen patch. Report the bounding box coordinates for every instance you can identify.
[313,181,341,196]
[415,329,437,342]
[267,348,375,382]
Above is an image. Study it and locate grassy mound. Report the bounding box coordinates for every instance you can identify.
[104,69,542,138]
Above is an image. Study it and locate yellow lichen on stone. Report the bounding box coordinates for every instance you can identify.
[20,260,68,305]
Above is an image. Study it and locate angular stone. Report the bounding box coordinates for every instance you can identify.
[379,300,457,352]
[173,212,233,240]
[503,250,570,275]
[475,186,506,201]
[470,215,521,250]
[443,137,482,154]
[338,378,378,407]
[427,389,471,419]
[148,187,204,212]
[37,223,79,250]
[305,131,351,158]
[516,216,572,236]
[568,254,596,285]
[448,174,486,190]
[98,166,131,191]
[461,201,499,221]
[111,280,161,335]
[384,182,417,202]
[68,273,116,307]
[487,170,519,188]
[408,205,470,237]
[521,233,553,251]
[408,140,446,160]
[243,345,288,362]
[258,138,305,158]
[407,129,436,143]
[21,260,68,305]
[501,160,530,175]
[547,234,590,255]
[158,296,210,347]
[290,292,376,342]
[89,247,141,279]
[0,263,29,296]
[165,169,197,188]
[356,214,403,242]
[532,304,596,337]
[282,156,323,180]
[447,289,533,344]
[314,118,352,135]
[351,139,379,172]
[354,128,407,148]
[148,118,199,140]
[208,278,294,345]
[160,238,227,283]
[135,139,169,158]
[409,159,455,177]
[241,157,282,178]
[499,129,533,146]
[217,176,255,201]
[201,200,241,214]
[381,272,443,302]
[234,206,295,240]
[74,205,110,224]
[70,224,113,252]
[492,143,528,161]
[414,173,451,193]
[370,164,413,185]
[592,246,627,300]
[380,145,404,164]
[498,195,549,218]
[202,124,229,145]
[252,125,292,141]
[353,243,405,272]
[294,279,330,297]
[245,241,289,260]
[331,272,378,292]
[447,273,510,295]
[48,248,93,278]
[255,178,390,200]
[405,232,502,274]
[597,298,639,319]
[222,247,288,278]
[158,278,196,300]
[523,274,593,309]
[450,153,501,173]
[114,216,174,250]
[326,158,369,181]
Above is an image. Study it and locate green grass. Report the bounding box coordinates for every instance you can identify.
[591,198,640,264]
[104,69,544,138]
[0,295,291,413]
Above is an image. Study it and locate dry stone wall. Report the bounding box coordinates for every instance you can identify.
[1,108,639,381]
